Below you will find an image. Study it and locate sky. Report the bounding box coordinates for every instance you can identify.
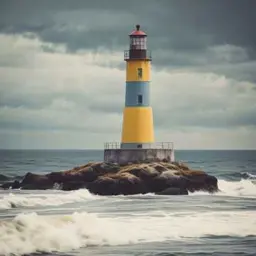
[0,0,256,150]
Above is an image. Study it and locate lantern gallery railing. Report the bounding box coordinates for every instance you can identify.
[104,142,174,150]
[124,50,152,60]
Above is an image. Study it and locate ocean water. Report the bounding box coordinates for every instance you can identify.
[0,150,256,256]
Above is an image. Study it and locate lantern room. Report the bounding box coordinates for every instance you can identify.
[129,24,147,50]
[124,25,151,61]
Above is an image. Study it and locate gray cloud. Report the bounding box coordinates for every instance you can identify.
[1,0,256,86]
[1,0,256,76]
[2,0,255,47]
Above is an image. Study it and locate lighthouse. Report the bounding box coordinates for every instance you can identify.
[121,24,154,149]
[104,25,175,164]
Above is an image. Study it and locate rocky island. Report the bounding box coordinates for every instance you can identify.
[1,161,218,195]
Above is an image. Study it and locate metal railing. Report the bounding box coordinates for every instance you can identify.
[150,142,174,150]
[104,142,174,150]
[124,50,152,60]
[104,142,121,149]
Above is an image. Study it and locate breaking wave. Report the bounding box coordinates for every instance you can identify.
[217,179,256,198]
[0,210,255,255]
[0,189,96,210]
[190,179,256,198]
[1,178,256,210]
[223,171,256,181]
[239,172,256,180]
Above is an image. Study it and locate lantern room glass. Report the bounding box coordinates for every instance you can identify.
[130,37,147,50]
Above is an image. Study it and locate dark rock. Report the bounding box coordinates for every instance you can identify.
[46,171,67,183]
[1,182,13,189]
[62,181,87,191]
[47,167,98,183]
[87,176,119,195]
[0,174,10,181]
[92,162,120,175]
[172,161,190,170]
[183,174,218,193]
[0,161,218,195]
[87,173,146,196]
[116,173,147,195]
[11,180,21,189]
[146,174,186,193]
[146,175,169,192]
[128,165,159,180]
[156,187,188,195]
[79,167,98,182]
[149,163,169,173]
[21,172,54,190]
[1,180,20,190]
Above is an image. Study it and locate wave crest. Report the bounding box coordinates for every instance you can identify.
[240,172,256,180]
[0,210,255,255]
[0,189,95,210]
[190,179,256,198]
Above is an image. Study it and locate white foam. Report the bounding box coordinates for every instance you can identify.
[242,172,256,179]
[0,189,96,210]
[0,210,255,255]
[218,179,256,197]
[190,179,256,198]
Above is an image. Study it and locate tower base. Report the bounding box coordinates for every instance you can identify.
[104,147,175,165]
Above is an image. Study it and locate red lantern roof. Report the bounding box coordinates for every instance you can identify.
[129,24,147,36]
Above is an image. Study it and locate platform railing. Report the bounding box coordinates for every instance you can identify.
[104,142,121,149]
[104,142,174,150]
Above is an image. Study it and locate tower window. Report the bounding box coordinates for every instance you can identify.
[138,94,143,104]
[138,68,143,78]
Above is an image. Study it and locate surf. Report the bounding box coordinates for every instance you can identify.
[0,210,255,255]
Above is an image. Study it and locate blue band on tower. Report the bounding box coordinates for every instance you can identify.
[125,81,150,107]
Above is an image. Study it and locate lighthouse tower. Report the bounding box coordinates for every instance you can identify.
[121,24,154,149]
[104,25,175,164]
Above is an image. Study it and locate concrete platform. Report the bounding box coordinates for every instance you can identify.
[104,142,175,164]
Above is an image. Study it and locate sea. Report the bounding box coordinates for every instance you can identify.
[0,150,256,256]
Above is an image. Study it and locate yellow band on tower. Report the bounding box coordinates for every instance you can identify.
[121,107,154,143]
[126,61,151,82]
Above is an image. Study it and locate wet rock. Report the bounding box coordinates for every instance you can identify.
[171,162,190,170]
[46,171,67,183]
[148,163,169,173]
[21,172,54,190]
[11,180,21,189]
[0,174,10,181]
[77,167,98,182]
[1,182,13,189]
[159,170,178,178]
[48,167,98,183]
[1,180,21,190]
[89,162,120,176]
[181,173,218,193]
[156,187,188,195]
[0,160,219,195]
[147,175,187,193]
[87,172,146,196]
[61,181,87,191]
[87,176,118,195]
[126,165,159,180]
